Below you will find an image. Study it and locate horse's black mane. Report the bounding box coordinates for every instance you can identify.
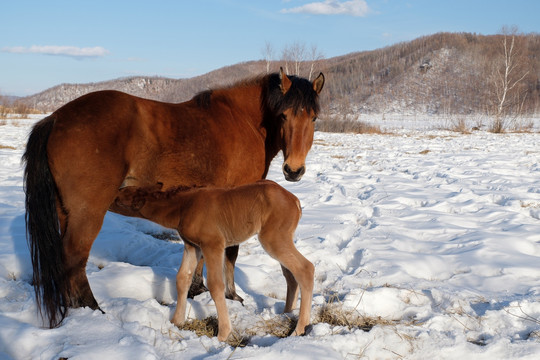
[263,73,320,116]
[191,72,320,116]
[193,90,213,109]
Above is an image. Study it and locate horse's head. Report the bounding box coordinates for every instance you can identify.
[266,68,325,182]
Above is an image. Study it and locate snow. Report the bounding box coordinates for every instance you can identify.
[1,115,540,359]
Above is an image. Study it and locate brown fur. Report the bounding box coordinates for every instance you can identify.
[115,180,314,341]
[23,69,324,327]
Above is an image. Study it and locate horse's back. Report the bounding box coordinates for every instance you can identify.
[44,88,269,212]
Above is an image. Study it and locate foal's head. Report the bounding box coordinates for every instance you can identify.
[264,68,325,182]
[115,183,197,213]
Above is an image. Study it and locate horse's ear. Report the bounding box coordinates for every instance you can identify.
[313,72,325,94]
[279,67,292,94]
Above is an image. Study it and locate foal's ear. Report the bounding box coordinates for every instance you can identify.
[279,67,292,94]
[312,72,325,94]
[132,198,146,211]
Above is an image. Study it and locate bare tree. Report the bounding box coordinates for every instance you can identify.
[490,26,530,132]
[0,95,8,119]
[291,42,306,76]
[307,44,325,80]
[281,42,306,76]
[281,45,292,75]
[261,41,274,73]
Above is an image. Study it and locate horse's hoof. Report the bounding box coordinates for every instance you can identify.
[187,282,209,299]
[226,292,244,305]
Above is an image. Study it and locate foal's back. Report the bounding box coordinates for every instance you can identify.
[179,180,301,247]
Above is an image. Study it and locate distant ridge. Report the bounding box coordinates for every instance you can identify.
[21,32,540,115]
[21,61,267,112]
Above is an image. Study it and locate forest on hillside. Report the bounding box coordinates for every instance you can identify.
[3,32,540,121]
[322,32,540,119]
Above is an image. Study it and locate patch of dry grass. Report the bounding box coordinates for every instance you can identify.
[446,116,471,134]
[313,297,397,333]
[178,316,218,338]
[174,293,401,348]
[246,314,297,338]
[177,316,250,347]
[316,118,384,134]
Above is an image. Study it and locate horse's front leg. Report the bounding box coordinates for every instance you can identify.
[187,258,208,299]
[224,245,244,303]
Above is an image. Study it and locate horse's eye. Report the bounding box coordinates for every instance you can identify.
[312,116,317,122]
[280,114,287,122]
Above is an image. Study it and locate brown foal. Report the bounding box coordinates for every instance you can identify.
[114,180,314,341]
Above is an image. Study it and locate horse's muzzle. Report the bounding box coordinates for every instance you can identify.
[283,163,305,182]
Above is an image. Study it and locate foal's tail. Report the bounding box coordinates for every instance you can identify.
[23,115,68,328]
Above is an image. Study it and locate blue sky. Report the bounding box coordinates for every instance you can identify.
[2,0,539,96]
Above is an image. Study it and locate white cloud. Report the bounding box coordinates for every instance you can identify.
[281,0,369,17]
[2,45,109,58]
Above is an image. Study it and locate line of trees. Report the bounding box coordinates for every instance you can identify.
[317,30,539,131]
[261,41,325,80]
[0,94,36,119]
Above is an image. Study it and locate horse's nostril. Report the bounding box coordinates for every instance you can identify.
[283,164,292,174]
[283,164,305,182]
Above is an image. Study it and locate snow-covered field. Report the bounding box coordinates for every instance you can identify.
[1,115,540,359]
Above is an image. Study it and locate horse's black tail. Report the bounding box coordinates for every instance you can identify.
[23,115,68,328]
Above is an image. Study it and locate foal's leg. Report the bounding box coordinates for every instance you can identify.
[202,243,231,342]
[172,242,201,326]
[189,246,243,303]
[278,250,314,336]
[259,232,314,336]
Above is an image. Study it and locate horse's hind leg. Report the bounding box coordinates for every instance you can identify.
[59,180,119,310]
[62,207,107,309]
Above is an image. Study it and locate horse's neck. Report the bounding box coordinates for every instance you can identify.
[225,84,264,127]
[221,84,282,173]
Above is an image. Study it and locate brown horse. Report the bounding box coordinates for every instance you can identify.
[23,68,324,328]
[114,180,314,341]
